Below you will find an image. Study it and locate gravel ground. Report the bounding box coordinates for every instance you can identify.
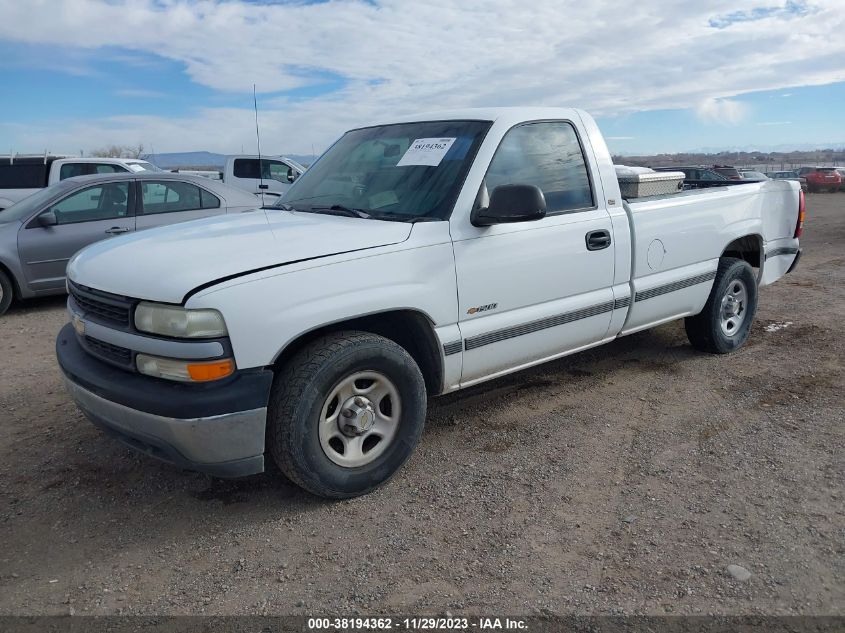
[0,194,842,617]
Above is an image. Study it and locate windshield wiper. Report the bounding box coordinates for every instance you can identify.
[307,205,373,219]
[283,202,438,223]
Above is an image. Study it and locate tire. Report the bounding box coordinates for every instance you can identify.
[0,269,13,316]
[267,331,427,499]
[685,258,758,354]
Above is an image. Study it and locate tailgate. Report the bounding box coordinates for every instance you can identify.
[760,180,802,286]
[760,179,801,241]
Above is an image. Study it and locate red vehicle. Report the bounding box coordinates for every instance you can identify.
[797,167,842,193]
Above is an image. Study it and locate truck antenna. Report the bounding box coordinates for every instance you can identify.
[253,84,265,196]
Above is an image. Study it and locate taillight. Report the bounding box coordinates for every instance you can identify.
[794,189,805,238]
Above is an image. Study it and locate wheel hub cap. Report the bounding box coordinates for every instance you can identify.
[719,279,748,337]
[724,296,740,317]
[318,371,401,468]
[340,396,376,436]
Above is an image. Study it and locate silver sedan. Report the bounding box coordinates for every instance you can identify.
[0,172,262,315]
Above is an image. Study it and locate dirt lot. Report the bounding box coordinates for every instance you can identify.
[0,194,842,617]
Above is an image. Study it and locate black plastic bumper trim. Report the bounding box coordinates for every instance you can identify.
[766,246,800,260]
[786,248,802,274]
[56,323,273,419]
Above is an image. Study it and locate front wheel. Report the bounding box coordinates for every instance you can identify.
[0,269,13,316]
[685,258,758,354]
[267,331,427,499]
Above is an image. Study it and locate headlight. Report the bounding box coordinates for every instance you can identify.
[136,354,235,382]
[134,302,227,338]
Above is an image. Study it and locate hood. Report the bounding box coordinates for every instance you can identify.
[67,209,412,303]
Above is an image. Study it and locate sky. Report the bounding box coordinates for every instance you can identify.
[0,0,843,157]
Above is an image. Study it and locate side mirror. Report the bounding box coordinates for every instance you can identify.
[37,211,58,227]
[287,168,298,183]
[471,184,546,227]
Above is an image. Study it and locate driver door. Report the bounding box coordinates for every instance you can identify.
[452,121,616,384]
[17,181,135,292]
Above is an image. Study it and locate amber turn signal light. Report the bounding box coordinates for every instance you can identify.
[187,359,235,382]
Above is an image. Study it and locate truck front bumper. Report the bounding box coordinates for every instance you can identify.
[56,323,274,478]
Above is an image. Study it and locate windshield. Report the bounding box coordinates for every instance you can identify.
[286,158,306,173]
[280,120,491,221]
[0,181,74,223]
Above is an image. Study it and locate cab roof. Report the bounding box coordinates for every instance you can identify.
[363,107,586,129]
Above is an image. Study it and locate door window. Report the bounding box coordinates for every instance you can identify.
[268,161,292,183]
[49,183,130,224]
[93,163,126,174]
[58,163,128,180]
[200,188,221,209]
[59,163,88,180]
[233,158,295,183]
[233,159,260,179]
[483,121,593,213]
[141,181,203,214]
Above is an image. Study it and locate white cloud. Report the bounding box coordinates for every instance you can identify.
[0,0,843,153]
[695,97,750,125]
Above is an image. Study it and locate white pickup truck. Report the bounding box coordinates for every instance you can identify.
[57,108,804,499]
[0,156,161,211]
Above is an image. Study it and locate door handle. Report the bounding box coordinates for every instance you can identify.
[585,229,612,251]
[105,227,130,235]
[258,184,269,190]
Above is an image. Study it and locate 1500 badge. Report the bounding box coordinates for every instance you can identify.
[467,303,498,315]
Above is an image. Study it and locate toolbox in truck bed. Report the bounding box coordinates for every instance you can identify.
[615,165,685,198]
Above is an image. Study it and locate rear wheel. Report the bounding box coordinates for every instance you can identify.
[685,258,758,354]
[0,269,13,316]
[267,331,427,499]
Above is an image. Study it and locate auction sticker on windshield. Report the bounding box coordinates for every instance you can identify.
[396,137,456,167]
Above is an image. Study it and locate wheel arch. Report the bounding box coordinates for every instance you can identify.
[271,308,445,396]
[0,258,22,300]
[721,233,764,275]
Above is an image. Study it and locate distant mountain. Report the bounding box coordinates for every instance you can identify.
[144,151,318,169]
[686,142,845,154]
[614,146,845,169]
